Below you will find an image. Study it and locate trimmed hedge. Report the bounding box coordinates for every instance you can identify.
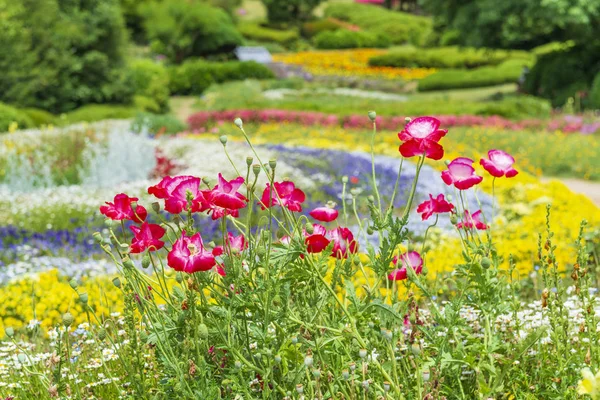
[21,108,57,127]
[64,105,138,123]
[0,103,34,132]
[313,29,390,49]
[418,59,532,92]
[169,60,275,95]
[131,112,186,135]
[324,3,432,46]
[369,46,532,69]
[591,72,600,109]
[127,59,171,113]
[301,19,342,39]
[238,23,299,46]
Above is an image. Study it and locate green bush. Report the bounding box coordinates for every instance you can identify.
[169,60,275,95]
[324,3,432,46]
[590,71,600,109]
[369,46,532,69]
[475,95,551,119]
[127,60,170,113]
[301,18,341,39]
[238,23,299,46]
[261,0,323,24]
[64,105,138,124]
[131,112,186,135]
[524,45,600,107]
[140,0,243,63]
[0,0,132,113]
[21,108,57,127]
[0,103,34,132]
[418,59,532,92]
[313,30,390,49]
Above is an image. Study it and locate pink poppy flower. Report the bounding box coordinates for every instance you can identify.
[309,207,339,222]
[167,232,216,273]
[456,210,488,230]
[387,251,423,281]
[212,233,248,276]
[100,193,147,223]
[480,150,518,178]
[416,194,454,221]
[441,157,483,190]
[398,117,447,160]
[328,227,358,259]
[200,174,248,220]
[148,175,203,214]
[305,224,331,254]
[259,181,306,212]
[129,222,165,253]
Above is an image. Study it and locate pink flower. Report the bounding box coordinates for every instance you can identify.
[100,193,147,223]
[309,207,338,222]
[328,227,358,259]
[398,117,447,160]
[416,194,454,221]
[480,150,518,178]
[441,158,483,190]
[260,181,306,212]
[305,224,331,254]
[167,232,216,273]
[212,233,248,276]
[456,210,488,230]
[148,175,203,214]
[200,174,248,220]
[387,251,423,281]
[129,222,166,253]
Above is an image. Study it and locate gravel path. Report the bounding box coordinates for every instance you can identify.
[542,177,600,206]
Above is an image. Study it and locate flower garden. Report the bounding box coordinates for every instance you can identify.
[2,0,600,399]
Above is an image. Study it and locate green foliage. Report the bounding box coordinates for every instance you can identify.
[313,29,390,49]
[64,105,138,124]
[591,71,600,109]
[127,60,171,113]
[238,23,300,46]
[0,103,34,132]
[0,0,132,113]
[524,45,600,107]
[324,3,432,46]
[300,18,342,39]
[21,108,57,127]
[261,0,323,24]
[418,59,532,92]
[169,60,275,95]
[140,0,243,63]
[131,112,186,135]
[369,46,532,69]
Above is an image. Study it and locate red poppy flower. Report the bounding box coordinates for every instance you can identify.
[441,157,483,190]
[416,194,454,221]
[328,227,358,259]
[129,222,165,253]
[480,149,518,178]
[148,175,203,214]
[167,231,216,273]
[305,224,331,253]
[398,117,447,160]
[259,181,306,212]
[309,207,339,222]
[100,193,147,223]
[456,210,488,230]
[200,174,248,220]
[387,251,423,281]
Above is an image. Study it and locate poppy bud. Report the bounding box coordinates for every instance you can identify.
[342,369,350,380]
[123,257,135,270]
[219,135,227,145]
[367,195,375,204]
[291,336,298,344]
[383,382,391,392]
[142,255,151,269]
[342,176,348,183]
[304,355,313,367]
[305,223,314,234]
[423,370,431,382]
[450,213,458,225]
[366,226,374,235]
[252,164,261,176]
[274,355,282,364]
[296,384,304,394]
[359,349,367,358]
[362,380,370,390]
[313,369,321,378]
[234,118,243,128]
[368,111,376,121]
[93,232,103,243]
[69,279,78,290]
[421,265,428,276]
[62,312,74,327]
[97,329,106,340]
[104,219,113,228]
[411,343,421,356]
[112,277,121,288]
[79,293,88,304]
[262,230,271,241]
[256,247,266,257]
[481,257,492,269]
[246,156,253,166]
[349,362,356,371]
[5,327,14,337]
[234,360,242,369]
[198,324,208,340]
[405,117,412,124]
[269,159,277,170]
[176,273,184,283]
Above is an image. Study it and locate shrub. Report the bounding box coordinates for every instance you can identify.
[169,60,275,95]
[127,59,170,113]
[238,23,299,46]
[0,103,34,132]
[0,0,132,113]
[590,71,600,110]
[369,46,532,69]
[131,112,186,135]
[139,0,243,63]
[261,0,323,24]
[313,30,391,49]
[301,18,342,38]
[324,3,432,46]
[20,108,57,127]
[64,105,138,124]
[418,59,532,91]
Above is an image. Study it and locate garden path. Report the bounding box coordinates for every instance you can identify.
[543,177,600,206]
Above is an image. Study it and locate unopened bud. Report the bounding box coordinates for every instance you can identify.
[342,176,348,184]
[362,380,370,390]
[411,343,421,356]
[176,273,184,283]
[5,327,14,337]
[274,355,282,364]
[234,118,243,128]
[359,348,367,358]
[93,232,103,243]
[291,337,298,344]
[104,219,114,228]
[367,195,375,204]
[305,223,314,234]
[198,324,208,340]
[342,369,350,380]
[219,135,227,145]
[246,156,253,166]
[349,362,356,371]
[123,257,135,269]
[296,384,304,394]
[450,213,458,225]
[366,226,374,235]
[383,381,391,392]
[252,164,261,176]
[368,111,376,122]
[112,277,121,288]
[235,360,242,369]
[62,312,74,327]
[269,159,277,170]
[481,257,492,269]
[69,279,78,290]
[304,355,313,367]
[79,293,89,304]
[97,329,106,340]
[142,255,151,269]
[151,202,160,213]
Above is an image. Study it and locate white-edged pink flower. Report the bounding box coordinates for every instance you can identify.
[456,210,488,230]
[387,251,423,281]
[309,206,338,222]
[398,117,447,160]
[441,157,483,190]
[480,150,518,178]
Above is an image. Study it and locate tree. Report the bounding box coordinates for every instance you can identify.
[140,0,243,64]
[0,0,132,113]
[261,0,323,25]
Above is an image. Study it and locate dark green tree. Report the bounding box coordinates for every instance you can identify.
[261,0,323,25]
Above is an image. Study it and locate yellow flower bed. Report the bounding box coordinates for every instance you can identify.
[272,49,436,81]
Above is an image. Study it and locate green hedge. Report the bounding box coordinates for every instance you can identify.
[0,103,34,132]
[21,108,57,127]
[169,60,275,95]
[313,29,390,49]
[369,46,532,69]
[64,105,138,123]
[127,59,171,113]
[131,112,186,135]
[301,19,341,39]
[591,71,600,109]
[323,3,432,46]
[417,59,532,92]
[238,23,299,46]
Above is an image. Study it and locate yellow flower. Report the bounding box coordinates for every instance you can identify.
[8,121,18,133]
[578,368,600,398]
